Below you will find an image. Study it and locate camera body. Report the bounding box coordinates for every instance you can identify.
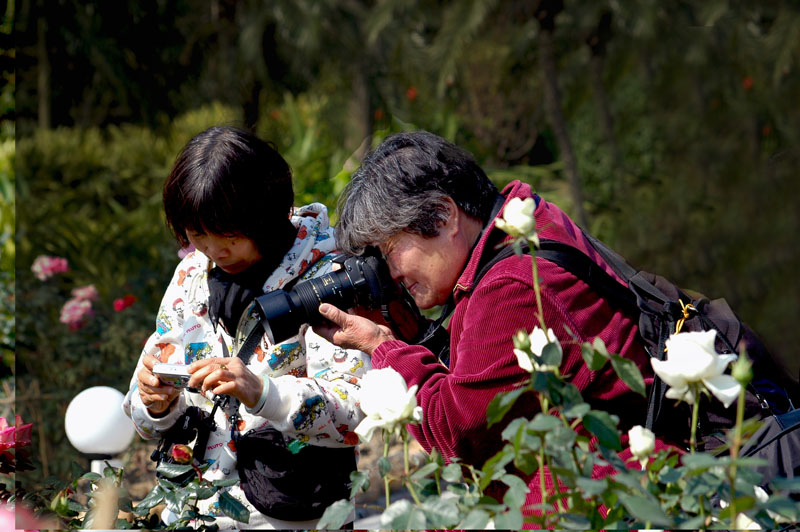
[255,252,399,345]
[153,363,192,389]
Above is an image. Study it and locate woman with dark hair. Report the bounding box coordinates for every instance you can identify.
[122,126,366,529]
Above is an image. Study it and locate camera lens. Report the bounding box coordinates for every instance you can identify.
[254,254,396,345]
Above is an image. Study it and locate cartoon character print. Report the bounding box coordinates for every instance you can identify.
[267,342,303,371]
[338,425,359,446]
[185,342,213,364]
[172,298,185,320]
[155,343,176,362]
[333,386,348,400]
[296,225,308,241]
[297,248,326,274]
[155,313,172,335]
[349,358,364,373]
[292,396,325,431]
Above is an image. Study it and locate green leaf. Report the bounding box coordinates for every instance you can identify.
[609,354,646,397]
[576,476,607,498]
[316,499,354,530]
[164,489,188,514]
[381,499,427,529]
[156,462,194,478]
[460,508,491,530]
[80,472,102,482]
[493,508,523,530]
[540,341,563,368]
[133,485,164,514]
[218,490,250,523]
[527,413,561,432]
[592,337,610,357]
[411,462,440,481]
[557,513,592,529]
[487,387,526,427]
[618,493,673,527]
[583,410,622,450]
[378,456,391,477]
[350,470,370,496]
[211,478,239,488]
[480,445,515,489]
[186,483,216,500]
[581,342,608,371]
[421,497,461,528]
[501,474,529,508]
[441,463,463,483]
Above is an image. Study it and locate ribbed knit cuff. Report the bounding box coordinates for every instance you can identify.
[244,376,270,415]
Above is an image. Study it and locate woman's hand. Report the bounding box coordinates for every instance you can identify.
[137,354,180,415]
[188,357,263,408]
[314,303,396,355]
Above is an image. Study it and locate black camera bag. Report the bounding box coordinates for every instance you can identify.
[235,425,355,520]
[229,321,356,521]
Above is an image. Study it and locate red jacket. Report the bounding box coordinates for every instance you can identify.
[372,181,668,514]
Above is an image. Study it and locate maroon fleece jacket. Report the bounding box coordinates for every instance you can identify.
[372,181,672,514]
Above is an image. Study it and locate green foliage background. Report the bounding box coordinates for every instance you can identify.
[10,0,800,490]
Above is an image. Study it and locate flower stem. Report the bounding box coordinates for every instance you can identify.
[383,434,391,509]
[689,387,700,454]
[728,382,747,529]
[403,430,422,505]
[528,238,547,331]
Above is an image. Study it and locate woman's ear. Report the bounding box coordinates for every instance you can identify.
[439,197,461,237]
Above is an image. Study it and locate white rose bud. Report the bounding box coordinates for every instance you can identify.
[495,197,537,239]
[628,425,656,468]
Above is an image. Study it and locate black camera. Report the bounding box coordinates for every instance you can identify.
[255,252,400,345]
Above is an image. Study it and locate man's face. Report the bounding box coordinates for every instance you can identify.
[379,230,466,309]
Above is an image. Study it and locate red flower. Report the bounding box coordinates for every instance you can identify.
[406,86,418,102]
[374,109,385,120]
[742,76,754,91]
[113,294,138,312]
[762,124,772,136]
[170,444,193,464]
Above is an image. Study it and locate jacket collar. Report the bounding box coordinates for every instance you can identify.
[453,180,536,300]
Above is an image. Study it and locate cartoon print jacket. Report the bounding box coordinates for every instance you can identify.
[122,203,370,527]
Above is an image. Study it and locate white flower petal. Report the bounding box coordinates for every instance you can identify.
[665,385,695,404]
[650,358,689,389]
[514,348,534,373]
[703,374,742,409]
[354,416,384,443]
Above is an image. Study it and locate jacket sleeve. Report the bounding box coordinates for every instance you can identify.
[121,257,197,440]
[247,325,371,447]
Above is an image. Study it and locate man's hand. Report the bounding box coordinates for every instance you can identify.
[137,354,180,415]
[314,303,396,354]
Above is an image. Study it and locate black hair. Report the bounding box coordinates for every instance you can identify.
[163,126,295,255]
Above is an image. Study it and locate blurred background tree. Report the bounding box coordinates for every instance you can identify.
[11,0,800,490]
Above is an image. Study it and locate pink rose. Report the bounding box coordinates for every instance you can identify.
[31,255,69,281]
[70,284,98,301]
[59,298,93,329]
[170,444,193,464]
[14,415,32,447]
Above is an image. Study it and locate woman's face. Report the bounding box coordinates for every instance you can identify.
[186,231,262,274]
[379,230,467,310]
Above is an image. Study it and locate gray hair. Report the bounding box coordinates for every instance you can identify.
[336,131,499,255]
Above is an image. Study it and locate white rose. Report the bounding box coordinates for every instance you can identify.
[515,327,561,373]
[495,197,537,238]
[650,330,741,408]
[627,425,656,467]
[355,368,423,443]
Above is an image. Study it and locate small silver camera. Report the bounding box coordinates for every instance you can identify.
[153,363,192,389]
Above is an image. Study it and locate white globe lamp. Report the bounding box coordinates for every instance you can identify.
[65,386,136,474]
